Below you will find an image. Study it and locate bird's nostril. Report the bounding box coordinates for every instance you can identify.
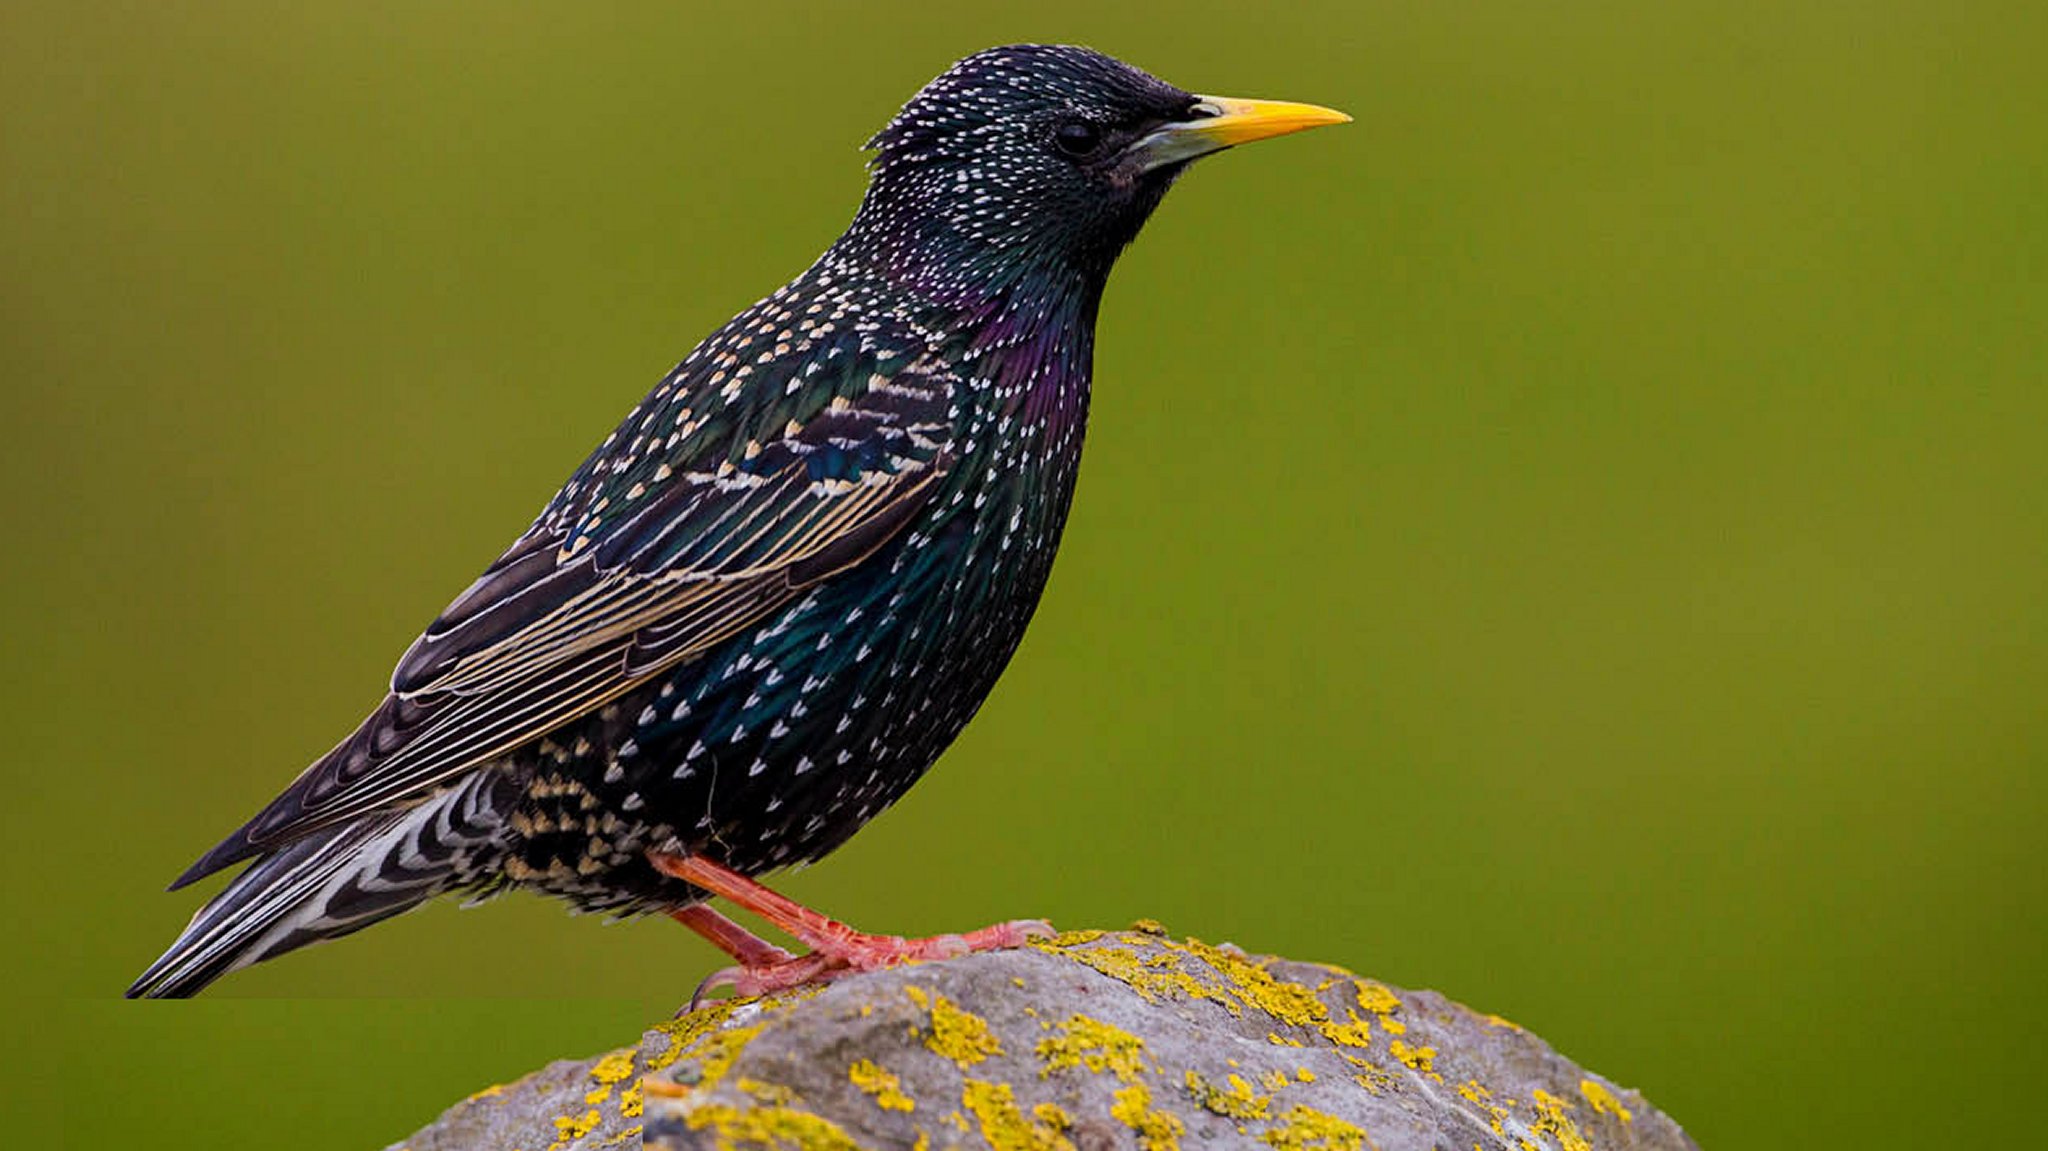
[1186,101,1224,119]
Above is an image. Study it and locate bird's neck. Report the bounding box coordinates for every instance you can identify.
[961,276,1099,444]
[834,215,1102,304]
[821,211,1107,444]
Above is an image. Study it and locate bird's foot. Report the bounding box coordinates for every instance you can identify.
[652,849,1052,1009]
[688,918,1054,1007]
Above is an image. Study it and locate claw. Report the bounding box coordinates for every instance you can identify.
[687,966,734,1012]
[970,913,1056,942]
[688,949,859,1008]
[655,849,1056,1010]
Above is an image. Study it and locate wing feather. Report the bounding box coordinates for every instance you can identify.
[172,340,955,889]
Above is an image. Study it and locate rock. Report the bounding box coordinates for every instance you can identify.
[391,929,1699,1151]
[386,1047,645,1151]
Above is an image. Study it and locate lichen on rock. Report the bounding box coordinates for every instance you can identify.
[389,930,1698,1151]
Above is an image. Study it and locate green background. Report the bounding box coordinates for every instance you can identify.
[5,2,2042,1147]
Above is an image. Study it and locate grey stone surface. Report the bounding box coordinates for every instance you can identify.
[392,929,1699,1151]
[386,1046,644,1151]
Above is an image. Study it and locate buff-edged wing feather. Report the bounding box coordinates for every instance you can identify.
[172,337,957,889]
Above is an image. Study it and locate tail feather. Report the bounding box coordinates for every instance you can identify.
[127,776,510,998]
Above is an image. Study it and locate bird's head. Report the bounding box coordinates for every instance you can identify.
[842,45,1348,297]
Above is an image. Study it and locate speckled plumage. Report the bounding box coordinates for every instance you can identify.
[130,45,1343,998]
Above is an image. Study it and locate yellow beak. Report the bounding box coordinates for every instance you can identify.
[1129,95,1351,171]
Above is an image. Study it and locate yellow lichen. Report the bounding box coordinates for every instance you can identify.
[738,1078,796,1106]
[1042,929,1105,948]
[1297,1069,1316,1083]
[676,1024,766,1092]
[1044,933,1410,1061]
[1457,1080,1509,1134]
[1056,945,1229,1010]
[1580,1078,1634,1123]
[679,1102,863,1151]
[1387,1040,1439,1081]
[550,1108,601,1148]
[1319,1009,1373,1049]
[1352,982,1405,1036]
[1260,1070,1293,1091]
[1039,933,1323,1033]
[1343,1055,1393,1094]
[1482,1013,1523,1032]
[1258,1105,1371,1151]
[905,986,1002,1067]
[1353,982,1401,1016]
[588,1050,636,1087]
[849,1058,915,1112]
[619,1080,643,1120]
[961,1079,1076,1151]
[580,1049,637,1105]
[1032,1102,1072,1130]
[464,1083,506,1105]
[1185,1070,1272,1119]
[646,998,747,1073]
[1179,939,1330,1029]
[1035,1015,1147,1082]
[1112,1082,1185,1151]
[1530,1089,1592,1151]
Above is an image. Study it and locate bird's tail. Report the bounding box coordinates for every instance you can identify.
[126,775,512,999]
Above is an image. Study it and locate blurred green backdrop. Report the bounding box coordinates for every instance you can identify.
[4,1,2042,1147]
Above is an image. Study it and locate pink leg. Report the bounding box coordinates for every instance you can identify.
[651,850,1052,1001]
[668,903,795,968]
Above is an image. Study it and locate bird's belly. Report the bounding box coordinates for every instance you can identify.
[501,501,1063,910]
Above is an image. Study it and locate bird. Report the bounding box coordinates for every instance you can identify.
[127,44,1346,999]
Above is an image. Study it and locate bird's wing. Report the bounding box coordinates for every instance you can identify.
[174,338,956,888]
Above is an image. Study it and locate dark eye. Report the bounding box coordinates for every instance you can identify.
[1053,120,1104,157]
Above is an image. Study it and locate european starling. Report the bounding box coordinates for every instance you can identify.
[128,44,1346,998]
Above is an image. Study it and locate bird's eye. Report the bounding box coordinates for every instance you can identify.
[1053,120,1104,157]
